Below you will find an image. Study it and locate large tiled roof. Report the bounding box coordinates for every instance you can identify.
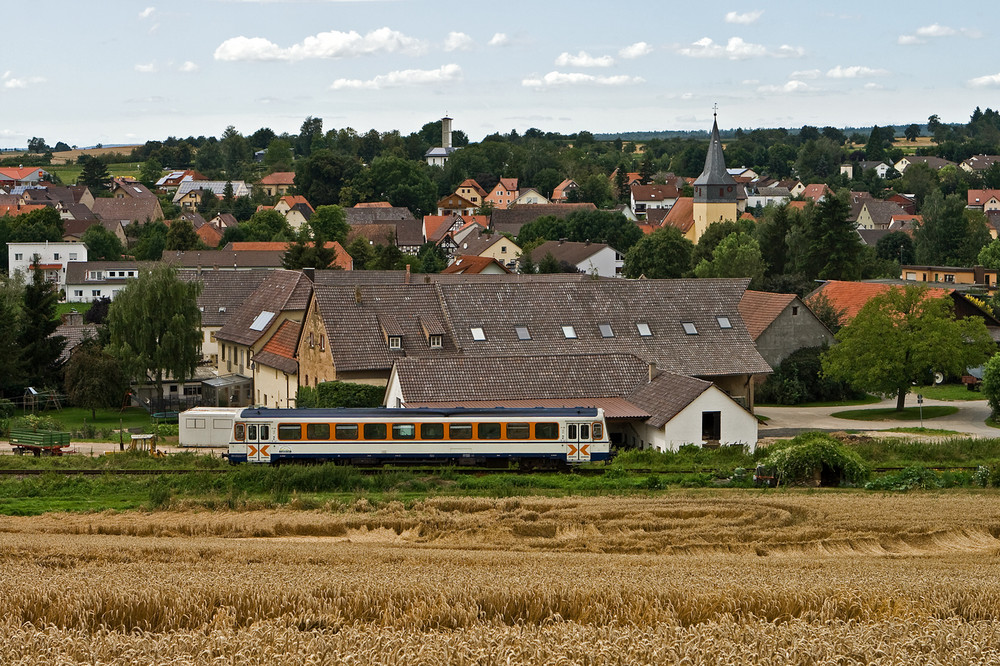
[178,269,272,327]
[861,200,906,226]
[490,203,597,236]
[311,270,597,286]
[92,197,164,224]
[631,183,679,201]
[161,249,285,268]
[259,171,295,185]
[223,241,353,270]
[738,290,796,340]
[216,270,312,346]
[344,206,415,224]
[441,255,510,274]
[626,372,713,428]
[805,280,951,324]
[530,240,613,266]
[434,279,769,377]
[254,319,301,375]
[453,229,509,256]
[312,283,460,372]
[662,197,694,233]
[173,180,250,201]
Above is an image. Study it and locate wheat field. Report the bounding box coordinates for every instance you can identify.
[3,492,1000,664]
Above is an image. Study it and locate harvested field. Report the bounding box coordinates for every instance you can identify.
[3,493,1000,664]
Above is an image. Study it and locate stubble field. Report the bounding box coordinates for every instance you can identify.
[3,492,1000,664]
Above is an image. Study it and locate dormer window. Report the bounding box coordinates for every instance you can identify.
[429,334,442,349]
[682,322,698,335]
[471,327,486,341]
[717,317,732,329]
[388,335,402,349]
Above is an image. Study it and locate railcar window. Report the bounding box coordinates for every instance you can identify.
[450,423,473,439]
[580,424,590,440]
[506,423,530,439]
[248,425,258,441]
[421,423,445,439]
[535,423,558,439]
[479,423,501,439]
[306,423,330,440]
[234,424,245,441]
[335,424,358,440]
[592,423,604,439]
[567,424,577,439]
[260,425,270,440]
[364,423,387,439]
[392,424,416,439]
[278,424,301,440]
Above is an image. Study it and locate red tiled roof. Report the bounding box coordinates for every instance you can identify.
[662,197,694,233]
[441,255,511,274]
[805,281,951,323]
[260,319,300,359]
[354,201,393,208]
[0,204,47,217]
[968,189,1000,206]
[279,195,313,211]
[801,184,832,202]
[227,241,352,270]
[0,167,44,180]
[787,201,808,211]
[259,171,295,185]
[739,290,796,340]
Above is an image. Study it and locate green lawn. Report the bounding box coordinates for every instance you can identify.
[757,394,881,408]
[53,302,92,319]
[22,407,153,432]
[911,384,984,401]
[831,406,959,421]
[46,163,142,186]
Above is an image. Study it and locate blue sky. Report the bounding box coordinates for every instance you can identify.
[1,1,996,147]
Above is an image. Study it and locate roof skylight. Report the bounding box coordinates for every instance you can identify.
[516,326,531,340]
[471,327,486,341]
[636,322,652,337]
[682,322,698,335]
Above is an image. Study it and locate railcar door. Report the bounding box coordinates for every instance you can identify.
[565,422,592,462]
[246,423,272,463]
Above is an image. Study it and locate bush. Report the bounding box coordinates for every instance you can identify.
[11,414,64,432]
[757,346,866,405]
[981,352,1000,417]
[313,381,384,408]
[760,432,869,486]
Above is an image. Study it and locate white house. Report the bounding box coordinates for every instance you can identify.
[64,261,141,303]
[7,241,87,293]
[529,240,623,277]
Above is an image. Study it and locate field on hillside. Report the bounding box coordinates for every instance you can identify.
[3,493,1000,664]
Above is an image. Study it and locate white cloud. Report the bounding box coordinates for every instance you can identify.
[826,65,889,78]
[899,23,979,45]
[134,63,157,73]
[215,27,424,62]
[677,36,801,60]
[554,51,614,67]
[757,80,812,93]
[331,63,461,89]
[179,61,199,72]
[790,69,821,79]
[522,71,644,87]
[897,35,923,45]
[916,23,956,37]
[864,82,883,90]
[969,73,1000,88]
[741,79,759,85]
[1,71,43,89]
[138,6,155,19]
[618,41,653,59]
[3,78,26,89]
[488,33,508,47]
[725,10,763,24]
[444,32,473,52]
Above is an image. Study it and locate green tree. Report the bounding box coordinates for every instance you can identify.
[416,242,447,273]
[807,192,861,280]
[566,173,613,207]
[622,227,694,279]
[293,148,359,206]
[130,221,169,261]
[346,237,374,270]
[81,225,125,261]
[139,157,163,188]
[822,285,994,410]
[691,219,756,268]
[914,190,990,265]
[875,230,916,265]
[165,218,202,251]
[79,156,111,193]
[360,155,437,216]
[754,204,793,276]
[982,353,1000,418]
[106,265,203,407]
[0,274,25,397]
[263,138,294,173]
[63,339,129,419]
[27,137,47,153]
[865,125,885,161]
[282,227,338,270]
[19,263,64,390]
[896,162,939,207]
[904,123,921,142]
[978,237,1000,269]
[308,205,350,244]
[693,232,766,287]
[242,209,293,242]
[537,252,561,273]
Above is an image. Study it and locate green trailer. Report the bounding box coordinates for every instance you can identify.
[9,429,72,456]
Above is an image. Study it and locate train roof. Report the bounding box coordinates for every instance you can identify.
[238,406,601,419]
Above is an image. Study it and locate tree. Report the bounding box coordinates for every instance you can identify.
[308,205,350,244]
[27,137,47,153]
[691,219,755,268]
[537,252,561,273]
[875,231,915,265]
[982,353,1000,418]
[360,155,437,216]
[693,232,766,287]
[294,148,359,206]
[0,274,25,397]
[19,262,64,390]
[282,226,337,270]
[242,209,293,242]
[82,224,125,261]
[865,126,885,161]
[822,285,994,410]
[914,190,990,265]
[139,157,163,188]
[263,138,294,173]
[904,123,921,142]
[978,238,1000,269]
[79,156,111,193]
[130,221,169,261]
[165,219,202,251]
[106,265,203,407]
[416,242,447,273]
[804,192,861,281]
[346,237,374,270]
[296,116,324,157]
[63,339,129,419]
[622,227,694,279]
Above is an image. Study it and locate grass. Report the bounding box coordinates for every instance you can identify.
[831,405,958,421]
[53,302,92,320]
[4,407,152,437]
[912,383,984,401]
[46,162,142,186]
[882,427,963,436]
[757,394,881,408]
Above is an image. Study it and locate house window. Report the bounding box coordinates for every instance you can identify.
[944,274,955,283]
[515,326,531,340]
[562,326,577,339]
[702,411,721,441]
[73,290,83,297]
[471,327,486,341]
[717,317,732,329]
[14,253,22,261]
[636,322,652,337]
[92,290,101,297]
[388,335,402,349]
[792,306,799,316]
[682,322,698,335]
[501,246,507,253]
[53,253,60,260]
[69,253,78,260]
[320,334,325,351]
[599,323,614,338]
[309,332,314,349]
[429,334,442,348]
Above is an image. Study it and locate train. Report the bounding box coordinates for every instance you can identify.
[225,406,611,466]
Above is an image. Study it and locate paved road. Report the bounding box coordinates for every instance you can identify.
[757,393,998,438]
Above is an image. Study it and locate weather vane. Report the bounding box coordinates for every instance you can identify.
[713,103,718,118]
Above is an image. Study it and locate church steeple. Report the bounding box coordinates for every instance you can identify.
[693,109,738,202]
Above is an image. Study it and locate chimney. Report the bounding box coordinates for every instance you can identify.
[648,362,657,384]
[303,267,315,282]
[354,286,362,305]
[405,263,411,284]
[442,116,453,149]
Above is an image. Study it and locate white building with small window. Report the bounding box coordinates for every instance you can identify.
[64,261,144,303]
[7,241,87,294]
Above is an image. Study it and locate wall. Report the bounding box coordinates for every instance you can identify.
[754,298,834,368]
[654,387,759,453]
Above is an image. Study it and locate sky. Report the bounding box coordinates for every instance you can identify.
[1,1,997,148]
